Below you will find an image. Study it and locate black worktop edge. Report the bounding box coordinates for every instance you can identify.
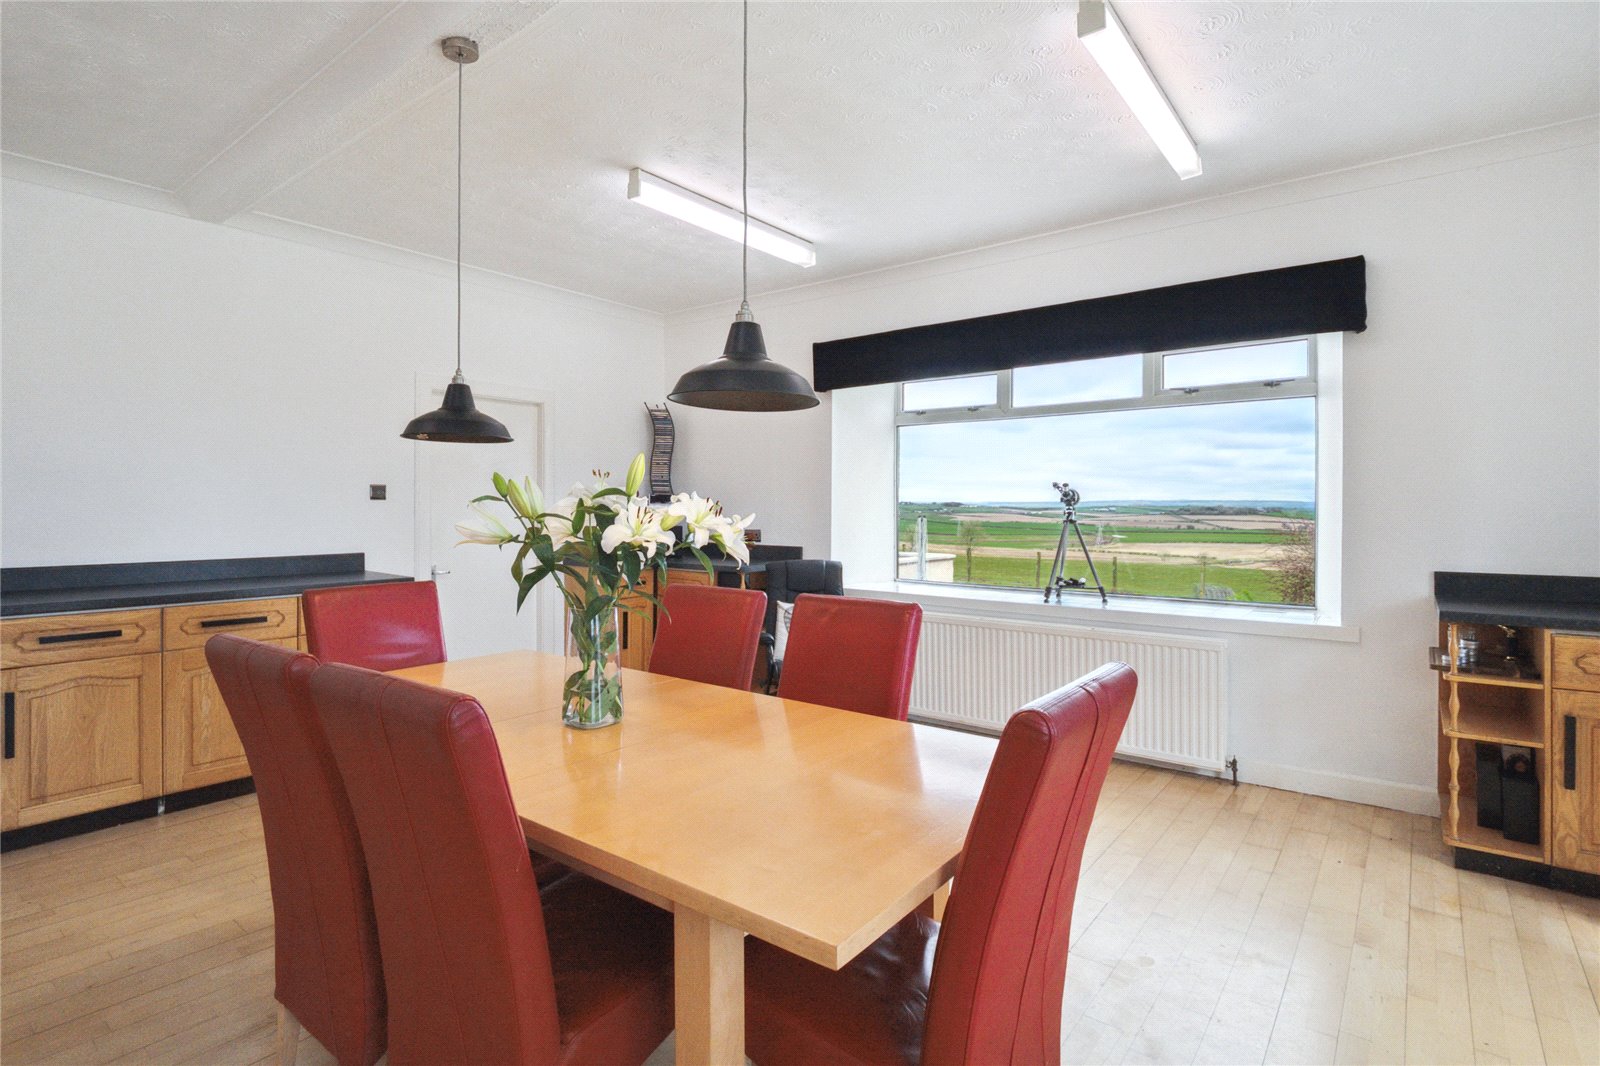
[1,554,413,618]
[3,553,368,593]
[1434,571,1600,632]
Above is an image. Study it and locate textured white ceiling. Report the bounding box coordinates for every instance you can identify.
[1,1,382,189]
[3,1,1597,312]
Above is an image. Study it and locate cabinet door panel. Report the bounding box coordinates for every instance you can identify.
[2,654,163,829]
[163,638,296,793]
[1550,689,1600,875]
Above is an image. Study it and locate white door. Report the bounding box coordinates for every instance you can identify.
[416,387,546,660]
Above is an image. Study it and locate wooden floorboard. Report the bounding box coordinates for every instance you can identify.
[3,763,1596,1065]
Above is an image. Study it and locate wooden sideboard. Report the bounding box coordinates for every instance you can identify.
[1436,623,1600,885]
[566,565,751,672]
[1549,634,1600,874]
[0,597,307,831]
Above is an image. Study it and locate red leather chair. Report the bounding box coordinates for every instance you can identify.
[649,583,767,690]
[777,595,923,720]
[745,662,1138,1066]
[302,581,446,673]
[304,580,567,886]
[205,635,384,1066]
[307,662,675,1066]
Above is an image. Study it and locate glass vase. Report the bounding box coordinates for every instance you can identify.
[563,602,623,729]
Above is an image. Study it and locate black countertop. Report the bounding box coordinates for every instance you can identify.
[1,554,412,617]
[1434,571,1600,631]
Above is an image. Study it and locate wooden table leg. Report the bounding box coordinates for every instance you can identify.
[674,908,744,1066]
[917,879,951,922]
[276,1003,301,1066]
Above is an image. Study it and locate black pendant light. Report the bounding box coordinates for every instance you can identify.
[403,37,513,444]
[668,2,819,413]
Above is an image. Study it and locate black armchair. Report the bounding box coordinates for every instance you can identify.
[759,559,844,692]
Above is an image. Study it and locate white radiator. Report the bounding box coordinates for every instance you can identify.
[909,611,1229,773]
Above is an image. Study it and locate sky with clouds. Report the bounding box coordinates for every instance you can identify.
[898,396,1315,505]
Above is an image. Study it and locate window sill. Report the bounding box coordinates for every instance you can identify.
[846,581,1359,643]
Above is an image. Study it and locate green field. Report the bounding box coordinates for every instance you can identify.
[898,502,1312,605]
[945,553,1286,603]
[896,515,1289,548]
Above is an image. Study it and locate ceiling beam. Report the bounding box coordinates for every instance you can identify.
[176,1,558,224]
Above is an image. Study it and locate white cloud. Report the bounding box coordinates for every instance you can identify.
[899,397,1315,504]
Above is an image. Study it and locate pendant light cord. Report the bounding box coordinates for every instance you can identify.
[741,0,749,310]
[456,57,464,376]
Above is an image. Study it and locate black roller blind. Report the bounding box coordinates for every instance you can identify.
[811,256,1366,392]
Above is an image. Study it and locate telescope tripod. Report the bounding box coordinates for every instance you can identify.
[1043,508,1108,606]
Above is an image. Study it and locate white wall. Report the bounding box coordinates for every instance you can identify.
[664,120,1600,811]
[1,177,665,576]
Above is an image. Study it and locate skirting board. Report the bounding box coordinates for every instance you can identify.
[1242,759,1437,815]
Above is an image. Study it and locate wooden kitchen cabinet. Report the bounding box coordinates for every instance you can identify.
[162,637,296,793]
[158,598,301,792]
[1,653,163,830]
[567,565,763,673]
[567,570,657,671]
[0,596,307,834]
[1434,622,1600,888]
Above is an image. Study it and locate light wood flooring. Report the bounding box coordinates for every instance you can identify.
[3,763,1596,1065]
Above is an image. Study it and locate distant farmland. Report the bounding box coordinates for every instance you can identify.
[897,502,1314,605]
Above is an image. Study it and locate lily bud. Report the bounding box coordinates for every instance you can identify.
[624,452,647,498]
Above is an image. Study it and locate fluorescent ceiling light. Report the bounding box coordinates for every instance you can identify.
[628,168,816,268]
[1076,0,1202,180]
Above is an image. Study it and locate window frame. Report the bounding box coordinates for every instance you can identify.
[897,336,1318,425]
[892,334,1326,610]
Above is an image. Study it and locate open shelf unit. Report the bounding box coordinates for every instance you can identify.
[1433,574,1600,888]
[1437,621,1550,865]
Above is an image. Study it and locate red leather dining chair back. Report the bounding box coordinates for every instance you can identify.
[302,581,446,673]
[649,583,767,690]
[205,635,385,1066]
[777,595,923,720]
[921,662,1137,1066]
[307,662,563,1065]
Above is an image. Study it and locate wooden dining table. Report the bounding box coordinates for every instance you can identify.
[389,650,997,1066]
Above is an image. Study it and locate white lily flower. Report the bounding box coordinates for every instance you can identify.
[455,503,516,546]
[547,495,587,551]
[600,500,677,559]
[712,512,754,566]
[565,478,629,512]
[667,492,724,549]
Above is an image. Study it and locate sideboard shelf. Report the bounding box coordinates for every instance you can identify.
[1441,699,1544,749]
[1433,571,1600,893]
[1442,672,1544,691]
[1438,794,1547,864]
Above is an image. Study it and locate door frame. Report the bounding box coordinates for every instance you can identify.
[411,376,557,653]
